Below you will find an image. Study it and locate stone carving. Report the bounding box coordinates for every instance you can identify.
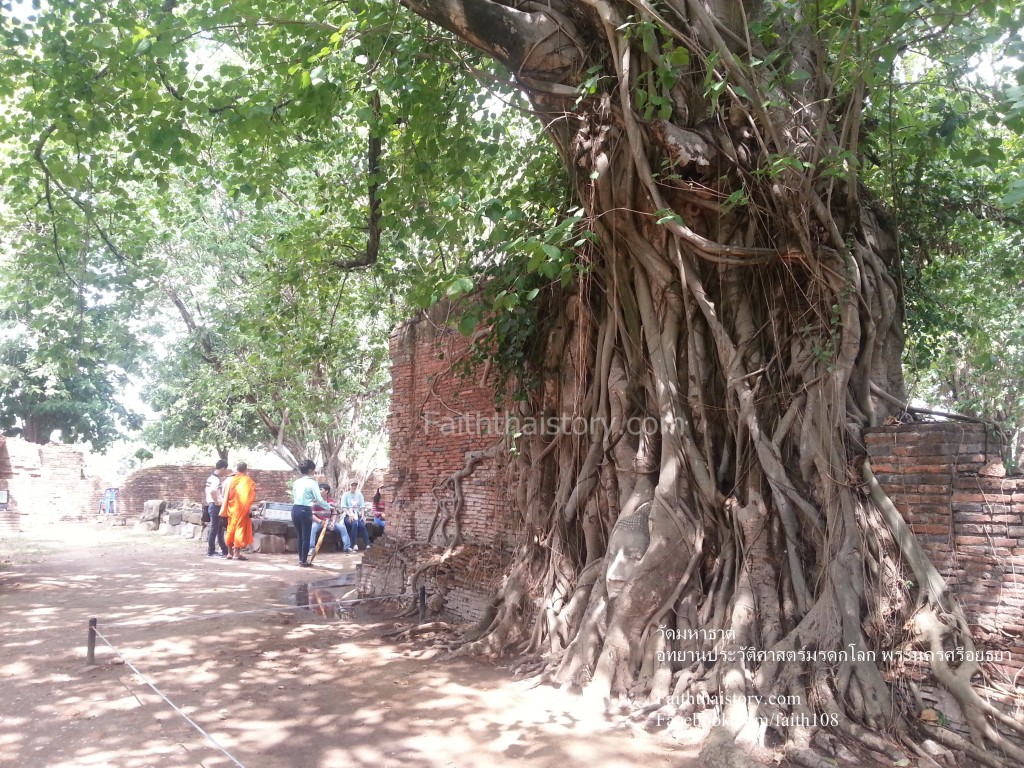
[605,502,652,600]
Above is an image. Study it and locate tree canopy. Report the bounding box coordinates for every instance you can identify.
[2,1,1019,453]
[0,0,564,460]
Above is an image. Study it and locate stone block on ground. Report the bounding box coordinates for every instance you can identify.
[253,518,292,537]
[140,499,166,524]
[252,533,286,554]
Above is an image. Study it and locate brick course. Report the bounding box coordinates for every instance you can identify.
[865,421,1023,683]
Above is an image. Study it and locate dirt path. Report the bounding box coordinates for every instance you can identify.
[0,522,701,767]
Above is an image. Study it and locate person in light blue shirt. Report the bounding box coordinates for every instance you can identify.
[340,481,371,550]
[291,459,330,567]
[340,482,364,510]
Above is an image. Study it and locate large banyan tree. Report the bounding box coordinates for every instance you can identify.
[397,0,1024,765]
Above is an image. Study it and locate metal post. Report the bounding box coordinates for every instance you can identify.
[87,618,97,665]
[418,585,426,624]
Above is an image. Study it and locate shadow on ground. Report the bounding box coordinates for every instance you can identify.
[0,523,700,767]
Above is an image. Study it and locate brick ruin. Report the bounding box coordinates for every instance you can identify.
[363,306,1024,717]
[118,464,294,521]
[865,423,1024,684]
[360,301,520,621]
[0,437,296,543]
[110,464,299,552]
[0,436,108,535]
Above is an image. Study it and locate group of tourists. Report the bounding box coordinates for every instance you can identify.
[204,460,256,559]
[203,458,386,567]
[291,460,385,567]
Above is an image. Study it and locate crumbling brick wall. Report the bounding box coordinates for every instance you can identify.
[118,465,294,521]
[384,301,515,547]
[866,421,1024,677]
[0,437,107,533]
[361,302,516,616]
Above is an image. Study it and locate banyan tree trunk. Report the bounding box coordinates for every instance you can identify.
[399,0,1024,763]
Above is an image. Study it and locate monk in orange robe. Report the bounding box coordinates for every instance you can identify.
[222,462,256,560]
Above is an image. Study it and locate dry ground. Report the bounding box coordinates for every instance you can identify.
[0,522,703,767]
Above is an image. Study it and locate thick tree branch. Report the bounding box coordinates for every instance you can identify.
[333,91,382,269]
[399,0,583,83]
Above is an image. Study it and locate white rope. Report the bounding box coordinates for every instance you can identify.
[101,592,413,630]
[88,590,425,764]
[92,626,248,768]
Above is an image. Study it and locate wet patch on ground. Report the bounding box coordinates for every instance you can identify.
[288,571,358,618]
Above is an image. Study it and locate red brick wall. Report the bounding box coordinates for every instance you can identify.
[865,421,1024,672]
[119,465,295,520]
[0,437,106,532]
[361,302,516,615]
[383,301,515,548]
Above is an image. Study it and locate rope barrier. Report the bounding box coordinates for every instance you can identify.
[82,584,429,766]
[91,624,248,768]
[84,589,421,767]
[100,591,413,630]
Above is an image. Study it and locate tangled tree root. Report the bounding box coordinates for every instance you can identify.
[391,0,1024,763]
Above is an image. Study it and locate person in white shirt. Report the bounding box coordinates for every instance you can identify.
[205,460,231,557]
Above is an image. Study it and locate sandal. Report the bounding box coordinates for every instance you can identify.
[235,554,248,561]
[225,554,235,560]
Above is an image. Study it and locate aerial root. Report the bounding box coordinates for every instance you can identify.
[507,655,547,679]
[787,747,856,768]
[380,621,453,641]
[922,724,1012,768]
[911,608,1024,763]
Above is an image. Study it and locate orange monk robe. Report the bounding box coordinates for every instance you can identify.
[222,473,256,549]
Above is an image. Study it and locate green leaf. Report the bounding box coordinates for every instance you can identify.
[446,275,475,297]
[1001,180,1024,206]
[666,46,690,67]
[458,312,480,336]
